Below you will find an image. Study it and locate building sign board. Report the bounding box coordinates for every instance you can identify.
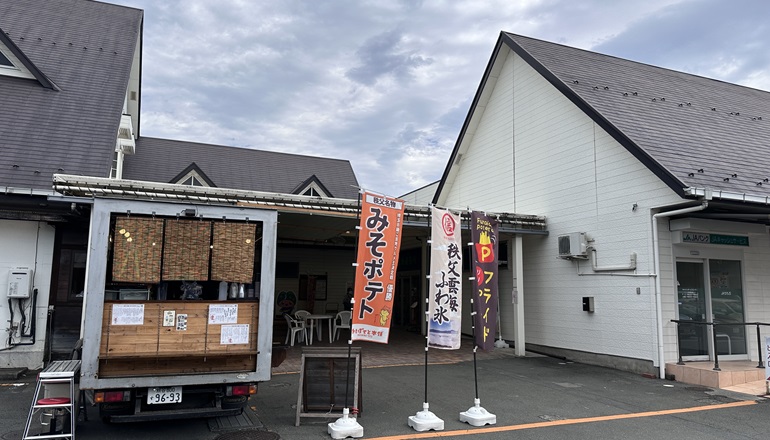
[681,232,748,246]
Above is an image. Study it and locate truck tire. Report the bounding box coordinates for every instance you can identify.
[221,395,247,410]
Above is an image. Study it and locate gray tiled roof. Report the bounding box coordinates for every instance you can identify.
[0,0,142,191]
[503,33,770,199]
[123,137,360,200]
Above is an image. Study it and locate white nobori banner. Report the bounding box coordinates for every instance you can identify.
[427,207,462,350]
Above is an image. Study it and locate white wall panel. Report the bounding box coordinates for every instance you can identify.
[438,46,685,365]
[442,51,514,212]
[0,220,55,368]
[510,51,680,362]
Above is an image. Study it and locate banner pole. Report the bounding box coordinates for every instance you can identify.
[424,296,429,404]
[343,191,362,412]
[466,212,480,399]
[328,191,364,439]
[408,208,443,432]
[460,211,496,427]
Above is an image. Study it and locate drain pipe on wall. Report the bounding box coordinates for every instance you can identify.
[652,201,708,379]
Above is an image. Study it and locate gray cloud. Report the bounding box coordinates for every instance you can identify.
[108,0,770,197]
[593,0,770,89]
[346,29,433,86]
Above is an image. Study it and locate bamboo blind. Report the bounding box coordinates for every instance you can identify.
[162,219,211,280]
[112,217,163,283]
[211,222,256,283]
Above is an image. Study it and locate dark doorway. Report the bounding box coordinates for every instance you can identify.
[49,224,89,359]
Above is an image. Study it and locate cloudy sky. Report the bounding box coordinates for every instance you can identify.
[108,0,770,197]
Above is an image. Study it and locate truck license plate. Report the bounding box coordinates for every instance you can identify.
[147,386,182,404]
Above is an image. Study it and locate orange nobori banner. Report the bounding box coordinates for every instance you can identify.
[351,191,405,344]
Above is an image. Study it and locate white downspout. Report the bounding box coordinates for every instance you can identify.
[652,201,708,379]
[116,150,125,180]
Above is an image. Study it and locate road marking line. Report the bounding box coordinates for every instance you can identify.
[367,400,757,439]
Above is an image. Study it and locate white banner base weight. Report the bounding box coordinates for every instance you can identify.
[328,407,364,439]
[408,402,444,432]
[494,338,509,348]
[459,398,496,427]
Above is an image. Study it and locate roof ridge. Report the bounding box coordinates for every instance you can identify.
[139,137,353,164]
[504,32,770,97]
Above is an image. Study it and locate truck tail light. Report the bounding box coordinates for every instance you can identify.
[94,391,130,403]
[226,384,256,396]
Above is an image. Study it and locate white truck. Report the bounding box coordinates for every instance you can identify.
[78,198,278,422]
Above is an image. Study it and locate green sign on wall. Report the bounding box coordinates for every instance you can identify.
[682,232,749,246]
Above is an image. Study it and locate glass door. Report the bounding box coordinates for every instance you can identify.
[676,259,747,360]
[709,260,746,356]
[676,261,709,358]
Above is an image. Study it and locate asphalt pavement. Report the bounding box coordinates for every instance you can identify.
[2,353,769,440]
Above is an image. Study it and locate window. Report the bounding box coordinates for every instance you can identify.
[181,175,205,186]
[110,151,119,179]
[179,173,208,186]
[302,187,321,197]
[0,51,13,67]
[293,175,332,198]
[170,163,214,187]
[0,47,35,80]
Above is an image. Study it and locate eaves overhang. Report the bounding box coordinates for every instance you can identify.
[684,187,770,206]
[53,174,547,235]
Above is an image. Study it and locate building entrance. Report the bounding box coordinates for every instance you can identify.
[676,259,747,360]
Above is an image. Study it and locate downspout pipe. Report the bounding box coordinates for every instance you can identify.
[652,201,708,379]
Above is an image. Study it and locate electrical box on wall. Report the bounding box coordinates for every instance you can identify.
[7,268,33,299]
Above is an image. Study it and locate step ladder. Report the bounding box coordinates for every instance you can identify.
[22,360,81,440]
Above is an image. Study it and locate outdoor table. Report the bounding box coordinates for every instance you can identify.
[304,314,334,344]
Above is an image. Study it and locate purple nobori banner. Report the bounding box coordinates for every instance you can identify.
[471,211,499,351]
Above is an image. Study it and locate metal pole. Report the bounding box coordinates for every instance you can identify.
[424,240,432,405]
[344,191,363,411]
[712,323,721,371]
[756,324,764,369]
[676,321,685,365]
[424,296,429,404]
[466,214,479,400]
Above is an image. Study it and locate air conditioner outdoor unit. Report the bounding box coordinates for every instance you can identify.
[558,232,588,259]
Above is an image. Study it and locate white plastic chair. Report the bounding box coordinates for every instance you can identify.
[284,313,307,346]
[333,310,351,341]
[294,310,313,342]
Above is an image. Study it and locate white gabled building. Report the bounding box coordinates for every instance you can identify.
[0,0,143,369]
[434,32,770,381]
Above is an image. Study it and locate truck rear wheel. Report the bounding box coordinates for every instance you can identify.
[221,395,248,410]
